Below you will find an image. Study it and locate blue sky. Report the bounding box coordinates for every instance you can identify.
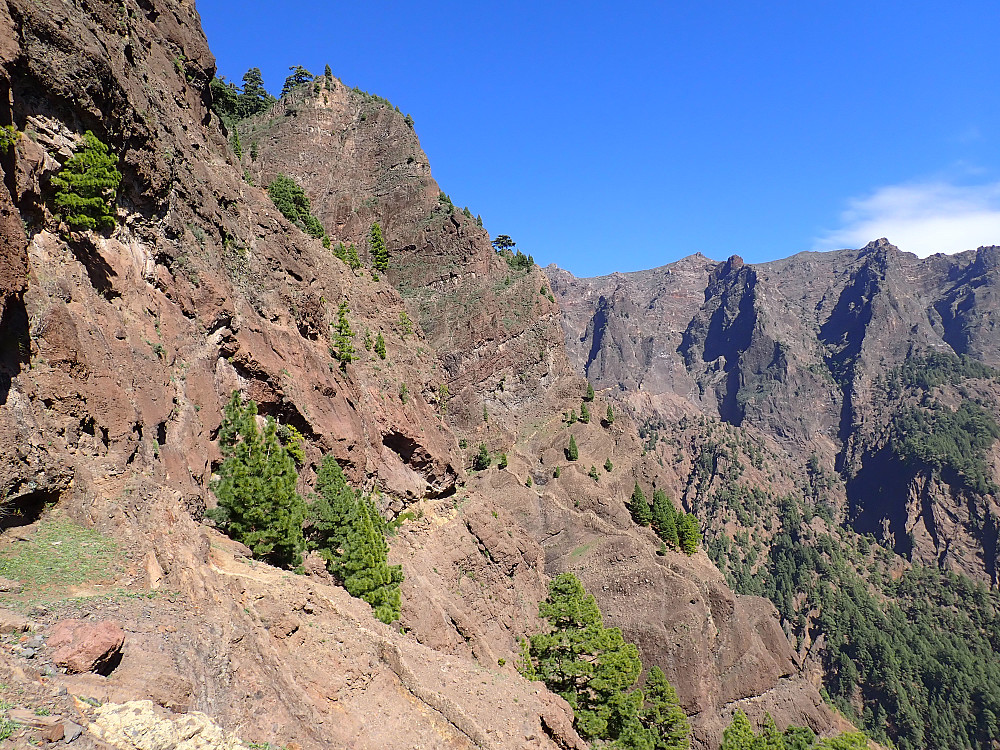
[197,1,1000,277]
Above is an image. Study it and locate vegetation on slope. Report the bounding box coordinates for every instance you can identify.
[704,473,1000,749]
[209,393,403,623]
[521,573,690,749]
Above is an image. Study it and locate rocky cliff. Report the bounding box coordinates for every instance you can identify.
[0,0,856,748]
[549,240,1000,585]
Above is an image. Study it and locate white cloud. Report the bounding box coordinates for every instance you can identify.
[815,181,1000,258]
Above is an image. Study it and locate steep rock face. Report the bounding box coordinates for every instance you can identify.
[550,240,1000,583]
[0,2,878,748]
[467,391,838,749]
[0,0,589,746]
[241,84,571,437]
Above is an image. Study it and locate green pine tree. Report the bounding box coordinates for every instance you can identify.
[641,666,691,750]
[374,332,386,360]
[306,455,357,569]
[628,483,652,526]
[604,458,614,472]
[605,405,615,425]
[721,710,756,750]
[51,131,122,231]
[267,174,325,238]
[678,514,700,555]
[332,300,355,371]
[370,221,388,273]
[589,465,600,481]
[585,382,595,401]
[498,453,508,469]
[237,67,275,119]
[209,392,305,568]
[580,401,591,424]
[281,65,314,97]
[758,714,784,750]
[529,573,643,742]
[338,498,403,624]
[399,310,413,336]
[346,243,362,270]
[567,434,579,461]
[651,490,679,549]
[473,443,490,470]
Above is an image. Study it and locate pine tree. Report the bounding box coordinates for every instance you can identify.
[399,310,413,336]
[237,67,275,119]
[324,63,333,89]
[267,174,325,238]
[370,221,388,273]
[346,243,362,270]
[529,573,643,741]
[374,332,386,360]
[566,435,579,461]
[338,498,403,624]
[307,455,357,569]
[678,514,700,555]
[585,382,595,402]
[51,131,122,231]
[721,709,756,750]
[589,465,600,481]
[641,666,691,750]
[628,483,652,526]
[498,453,508,469]
[604,458,614,472]
[606,405,615,425]
[281,65,314,97]
[209,392,305,568]
[516,637,537,680]
[332,300,355,371]
[651,490,679,549]
[473,443,490,470]
[580,402,591,424]
[759,714,784,750]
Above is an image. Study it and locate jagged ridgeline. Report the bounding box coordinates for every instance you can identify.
[4,1,1000,746]
[554,246,1000,750]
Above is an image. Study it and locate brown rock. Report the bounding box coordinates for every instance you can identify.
[144,550,164,591]
[0,608,32,633]
[49,619,125,674]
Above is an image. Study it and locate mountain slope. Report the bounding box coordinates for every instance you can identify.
[0,1,856,749]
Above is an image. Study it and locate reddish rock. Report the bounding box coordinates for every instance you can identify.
[49,619,125,674]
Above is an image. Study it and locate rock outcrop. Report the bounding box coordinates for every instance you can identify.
[0,0,883,747]
[549,240,1000,584]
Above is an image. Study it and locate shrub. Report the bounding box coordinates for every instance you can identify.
[0,124,20,153]
[267,174,325,238]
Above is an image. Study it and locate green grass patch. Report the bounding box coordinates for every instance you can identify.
[570,542,595,559]
[0,515,119,601]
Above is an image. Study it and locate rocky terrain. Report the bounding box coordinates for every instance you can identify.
[0,0,861,748]
[549,240,1000,585]
[1,0,996,748]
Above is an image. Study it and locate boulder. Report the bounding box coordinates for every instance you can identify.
[48,619,125,674]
